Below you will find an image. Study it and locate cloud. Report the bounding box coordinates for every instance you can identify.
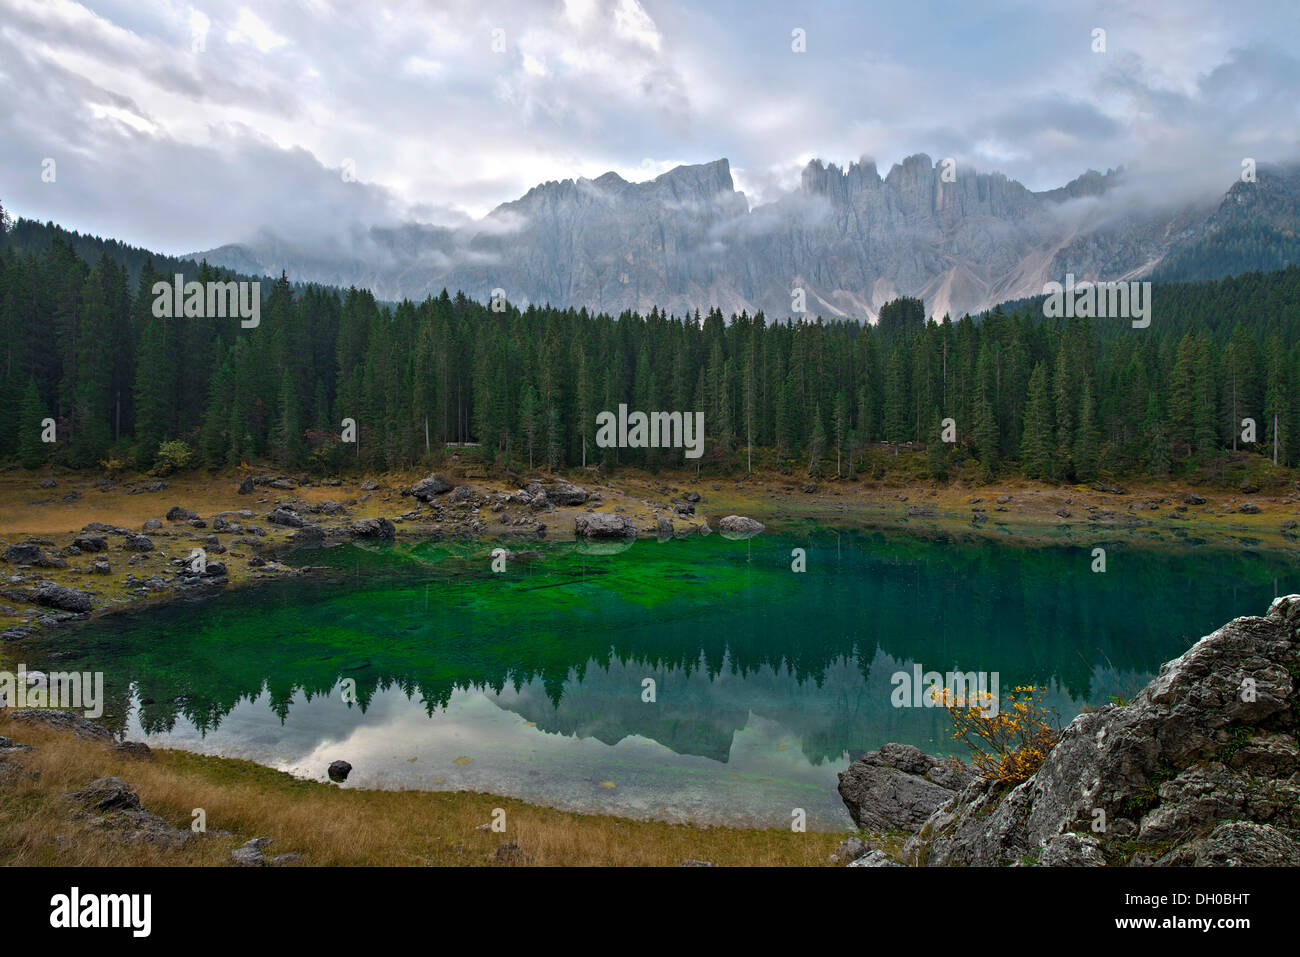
[0,0,1295,259]
[226,8,287,54]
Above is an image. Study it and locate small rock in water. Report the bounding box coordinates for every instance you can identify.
[718,515,764,539]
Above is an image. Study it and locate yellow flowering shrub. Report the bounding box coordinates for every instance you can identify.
[931,684,1060,785]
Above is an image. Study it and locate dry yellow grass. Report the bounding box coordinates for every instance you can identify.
[0,713,860,867]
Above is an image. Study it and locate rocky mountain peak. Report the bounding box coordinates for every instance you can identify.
[801,157,883,203]
[649,158,735,202]
[1037,166,1124,203]
[196,151,1300,321]
[883,152,936,190]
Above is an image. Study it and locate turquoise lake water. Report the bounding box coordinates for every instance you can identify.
[23,529,1297,829]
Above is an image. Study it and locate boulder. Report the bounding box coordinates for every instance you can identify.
[67,776,141,813]
[29,582,94,613]
[165,506,198,522]
[574,513,636,539]
[1037,832,1106,866]
[847,851,903,867]
[829,836,869,864]
[328,760,352,782]
[292,524,326,544]
[718,515,765,539]
[904,595,1300,867]
[72,534,108,553]
[1,543,65,567]
[112,741,154,760]
[124,534,154,552]
[9,709,113,741]
[350,518,395,540]
[267,508,306,528]
[230,840,268,867]
[494,841,532,866]
[237,476,254,495]
[546,483,588,506]
[1187,822,1300,866]
[837,743,976,832]
[411,474,453,501]
[81,522,129,534]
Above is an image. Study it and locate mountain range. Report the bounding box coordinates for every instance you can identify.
[196,154,1300,321]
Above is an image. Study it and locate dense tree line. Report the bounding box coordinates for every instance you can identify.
[1151,221,1300,283]
[4,202,1300,481]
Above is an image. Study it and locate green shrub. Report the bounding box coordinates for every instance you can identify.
[154,439,195,475]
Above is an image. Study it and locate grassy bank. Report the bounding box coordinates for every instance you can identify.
[0,712,866,866]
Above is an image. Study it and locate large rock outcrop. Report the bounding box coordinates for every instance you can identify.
[899,595,1300,867]
[837,743,976,831]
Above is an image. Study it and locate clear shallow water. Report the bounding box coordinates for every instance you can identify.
[24,529,1299,830]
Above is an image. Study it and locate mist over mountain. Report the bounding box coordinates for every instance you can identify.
[195,155,1300,320]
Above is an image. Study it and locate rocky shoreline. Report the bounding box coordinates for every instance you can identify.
[831,594,1300,866]
[0,470,756,644]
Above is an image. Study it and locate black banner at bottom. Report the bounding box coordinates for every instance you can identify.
[2,865,1278,943]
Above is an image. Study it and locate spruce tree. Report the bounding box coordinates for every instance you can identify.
[1074,376,1101,482]
[1019,362,1055,480]
[18,375,50,469]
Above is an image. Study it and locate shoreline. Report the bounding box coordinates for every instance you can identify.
[3,461,1297,642]
[2,461,1297,860]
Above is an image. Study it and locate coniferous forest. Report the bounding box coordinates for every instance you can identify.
[3,207,1300,482]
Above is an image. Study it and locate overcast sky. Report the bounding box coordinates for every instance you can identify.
[1,0,1298,255]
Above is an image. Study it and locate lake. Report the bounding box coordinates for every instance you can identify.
[22,528,1296,830]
